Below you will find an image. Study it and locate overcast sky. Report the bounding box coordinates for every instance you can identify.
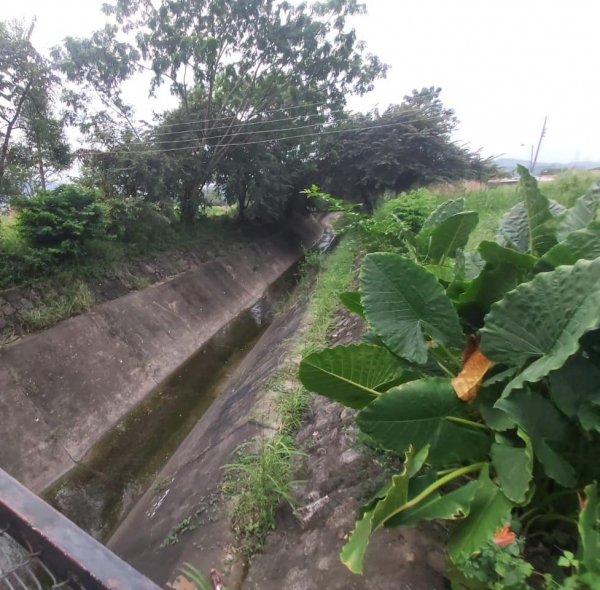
[5,0,600,163]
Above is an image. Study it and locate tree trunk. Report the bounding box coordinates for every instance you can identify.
[38,145,46,191]
[360,187,374,214]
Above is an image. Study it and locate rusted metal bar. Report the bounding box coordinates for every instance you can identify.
[0,469,161,590]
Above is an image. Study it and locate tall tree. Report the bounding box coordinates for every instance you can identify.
[0,20,70,195]
[53,0,386,223]
[317,87,499,211]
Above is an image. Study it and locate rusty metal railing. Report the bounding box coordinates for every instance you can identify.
[0,469,160,590]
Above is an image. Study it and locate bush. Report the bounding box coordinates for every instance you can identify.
[105,197,175,252]
[375,188,437,233]
[12,185,107,257]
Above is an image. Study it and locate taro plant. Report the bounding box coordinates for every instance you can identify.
[299,165,600,587]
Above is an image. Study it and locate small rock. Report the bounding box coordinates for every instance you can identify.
[0,317,7,329]
[143,264,156,274]
[298,495,330,525]
[20,298,33,310]
[339,448,362,465]
[2,305,15,317]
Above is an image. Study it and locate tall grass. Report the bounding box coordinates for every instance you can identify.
[435,170,600,246]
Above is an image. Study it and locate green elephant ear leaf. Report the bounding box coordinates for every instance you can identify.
[497,165,563,255]
[340,448,415,574]
[478,240,538,271]
[385,477,482,528]
[491,431,533,503]
[418,211,479,264]
[480,258,600,397]
[356,378,491,466]
[422,198,465,230]
[549,353,600,432]
[339,291,365,318]
[360,253,465,364]
[299,344,418,409]
[496,389,577,488]
[454,249,486,281]
[448,465,514,562]
[578,483,600,573]
[539,222,600,269]
[558,180,600,241]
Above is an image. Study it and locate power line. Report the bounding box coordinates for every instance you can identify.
[80,116,445,162]
[79,108,444,152]
[129,100,334,134]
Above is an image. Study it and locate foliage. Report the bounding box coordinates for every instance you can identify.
[0,20,71,196]
[224,435,303,555]
[304,185,437,255]
[12,184,107,256]
[54,0,386,224]
[314,88,500,211]
[18,280,95,331]
[375,189,437,233]
[299,167,600,585]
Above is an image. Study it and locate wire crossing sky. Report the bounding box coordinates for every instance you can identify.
[4,0,600,163]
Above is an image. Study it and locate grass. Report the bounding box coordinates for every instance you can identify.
[223,237,356,556]
[18,281,96,331]
[434,170,600,247]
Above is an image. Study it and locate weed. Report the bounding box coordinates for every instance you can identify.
[131,276,152,290]
[18,281,95,332]
[153,477,171,494]
[224,434,304,555]
[160,516,196,548]
[178,563,214,590]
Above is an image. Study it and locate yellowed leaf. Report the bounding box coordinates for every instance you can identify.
[451,349,494,402]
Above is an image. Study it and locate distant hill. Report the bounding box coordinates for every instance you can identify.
[494,158,600,175]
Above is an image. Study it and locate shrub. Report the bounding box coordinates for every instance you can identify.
[299,167,600,586]
[12,185,107,257]
[105,197,175,252]
[375,188,437,233]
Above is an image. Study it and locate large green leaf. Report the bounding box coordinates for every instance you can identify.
[299,344,415,410]
[454,249,486,281]
[490,432,533,503]
[475,386,516,432]
[497,166,563,254]
[478,241,538,271]
[448,465,514,562]
[480,258,600,396]
[539,222,600,269]
[359,253,465,364]
[496,389,577,487]
[340,449,414,574]
[578,483,600,573]
[356,378,491,466]
[386,478,482,528]
[549,353,600,432]
[424,264,455,283]
[418,212,479,264]
[422,198,465,230]
[339,291,365,318]
[558,180,600,241]
[454,262,526,329]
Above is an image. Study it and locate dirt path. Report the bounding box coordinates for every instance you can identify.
[242,310,446,590]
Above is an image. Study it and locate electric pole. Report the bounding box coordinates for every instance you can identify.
[531,116,548,175]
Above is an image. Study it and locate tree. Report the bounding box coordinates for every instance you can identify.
[53,0,386,224]
[316,87,499,212]
[0,20,71,195]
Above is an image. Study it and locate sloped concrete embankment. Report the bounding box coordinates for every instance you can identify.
[0,216,323,495]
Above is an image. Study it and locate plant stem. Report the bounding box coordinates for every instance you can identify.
[395,462,487,515]
[447,416,491,431]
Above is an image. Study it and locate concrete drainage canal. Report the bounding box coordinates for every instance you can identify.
[41,223,336,546]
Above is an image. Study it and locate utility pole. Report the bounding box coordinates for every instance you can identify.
[531,116,547,175]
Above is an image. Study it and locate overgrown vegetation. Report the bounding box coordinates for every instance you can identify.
[299,167,600,588]
[224,239,355,555]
